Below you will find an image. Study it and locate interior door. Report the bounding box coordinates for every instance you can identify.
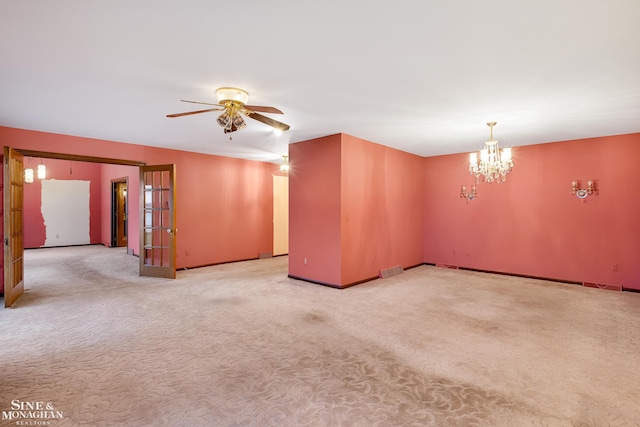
[3,147,25,307]
[113,180,128,247]
[117,182,128,247]
[140,164,176,279]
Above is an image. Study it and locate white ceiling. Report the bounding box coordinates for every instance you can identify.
[1,1,639,164]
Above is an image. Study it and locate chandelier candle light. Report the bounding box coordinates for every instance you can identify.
[469,122,513,183]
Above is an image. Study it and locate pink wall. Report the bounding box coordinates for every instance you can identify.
[24,158,102,248]
[289,134,424,288]
[341,135,424,285]
[169,150,273,265]
[1,126,274,270]
[423,133,640,291]
[289,135,342,286]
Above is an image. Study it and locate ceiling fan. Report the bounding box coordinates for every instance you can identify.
[167,87,290,134]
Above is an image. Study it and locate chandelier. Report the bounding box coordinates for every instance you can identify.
[468,122,513,183]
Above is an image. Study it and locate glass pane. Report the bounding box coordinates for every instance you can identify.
[144,170,170,188]
[159,247,169,265]
[162,208,170,229]
[143,246,170,267]
[152,228,162,247]
[144,185,153,207]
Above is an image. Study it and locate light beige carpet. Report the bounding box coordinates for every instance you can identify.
[1,245,639,426]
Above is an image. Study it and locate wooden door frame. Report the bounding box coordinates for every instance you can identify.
[2,149,146,309]
[14,150,145,167]
[110,177,129,248]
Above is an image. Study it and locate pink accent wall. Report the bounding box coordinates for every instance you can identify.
[341,135,424,284]
[289,135,342,286]
[24,158,102,248]
[1,126,274,270]
[289,134,424,287]
[169,150,273,265]
[423,133,640,290]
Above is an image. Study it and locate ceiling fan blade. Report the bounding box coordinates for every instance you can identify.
[244,105,283,114]
[166,108,222,118]
[246,112,290,131]
[180,100,221,107]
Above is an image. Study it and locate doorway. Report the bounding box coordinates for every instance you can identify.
[2,149,146,308]
[111,178,128,248]
[273,174,289,256]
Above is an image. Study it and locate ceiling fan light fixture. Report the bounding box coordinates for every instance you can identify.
[216,112,231,128]
[168,86,289,135]
[216,87,249,105]
[232,113,246,130]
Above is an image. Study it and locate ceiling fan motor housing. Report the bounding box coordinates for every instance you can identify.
[216,87,249,105]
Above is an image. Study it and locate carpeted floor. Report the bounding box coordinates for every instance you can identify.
[1,245,639,426]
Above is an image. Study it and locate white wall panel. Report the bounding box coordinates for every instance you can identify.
[41,180,90,247]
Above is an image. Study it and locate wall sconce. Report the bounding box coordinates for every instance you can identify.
[279,155,290,173]
[24,157,35,184]
[37,161,46,180]
[571,180,597,199]
[24,167,34,184]
[460,184,477,202]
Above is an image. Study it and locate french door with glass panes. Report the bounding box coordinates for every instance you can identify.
[140,164,176,279]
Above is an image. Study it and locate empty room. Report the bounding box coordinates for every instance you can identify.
[1,1,640,426]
